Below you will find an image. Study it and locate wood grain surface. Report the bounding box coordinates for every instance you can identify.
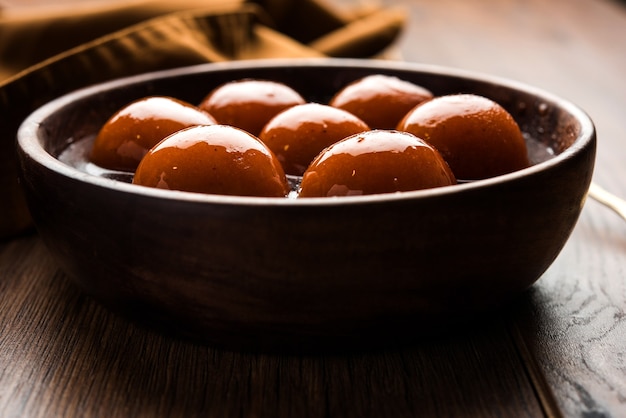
[2,0,626,417]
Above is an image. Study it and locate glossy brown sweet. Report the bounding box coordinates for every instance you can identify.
[259,103,370,176]
[199,79,306,137]
[133,125,289,197]
[299,130,456,197]
[90,96,216,171]
[329,74,433,129]
[397,94,530,180]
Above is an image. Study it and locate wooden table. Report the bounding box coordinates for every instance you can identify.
[1,0,625,416]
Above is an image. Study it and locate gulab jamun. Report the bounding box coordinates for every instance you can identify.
[259,103,370,176]
[199,79,306,136]
[329,74,433,130]
[298,130,456,198]
[91,96,216,171]
[133,125,290,197]
[397,94,530,180]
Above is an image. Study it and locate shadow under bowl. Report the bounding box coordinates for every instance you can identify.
[16,59,595,351]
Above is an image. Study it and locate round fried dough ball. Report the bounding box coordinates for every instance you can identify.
[329,74,433,129]
[91,96,216,171]
[259,103,370,176]
[133,125,289,197]
[397,94,530,180]
[199,79,306,136]
[298,130,456,198]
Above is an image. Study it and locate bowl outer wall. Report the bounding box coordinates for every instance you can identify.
[16,59,596,344]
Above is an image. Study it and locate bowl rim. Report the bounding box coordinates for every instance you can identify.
[17,58,596,208]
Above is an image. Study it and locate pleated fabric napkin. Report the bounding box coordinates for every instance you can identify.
[0,0,406,238]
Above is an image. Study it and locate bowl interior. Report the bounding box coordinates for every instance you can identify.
[35,59,588,184]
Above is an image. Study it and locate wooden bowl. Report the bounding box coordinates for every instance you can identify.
[16,59,595,351]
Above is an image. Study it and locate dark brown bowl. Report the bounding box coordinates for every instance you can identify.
[16,59,595,351]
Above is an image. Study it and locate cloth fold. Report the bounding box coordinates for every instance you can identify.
[0,0,406,238]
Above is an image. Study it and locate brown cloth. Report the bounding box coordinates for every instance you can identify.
[0,0,406,238]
